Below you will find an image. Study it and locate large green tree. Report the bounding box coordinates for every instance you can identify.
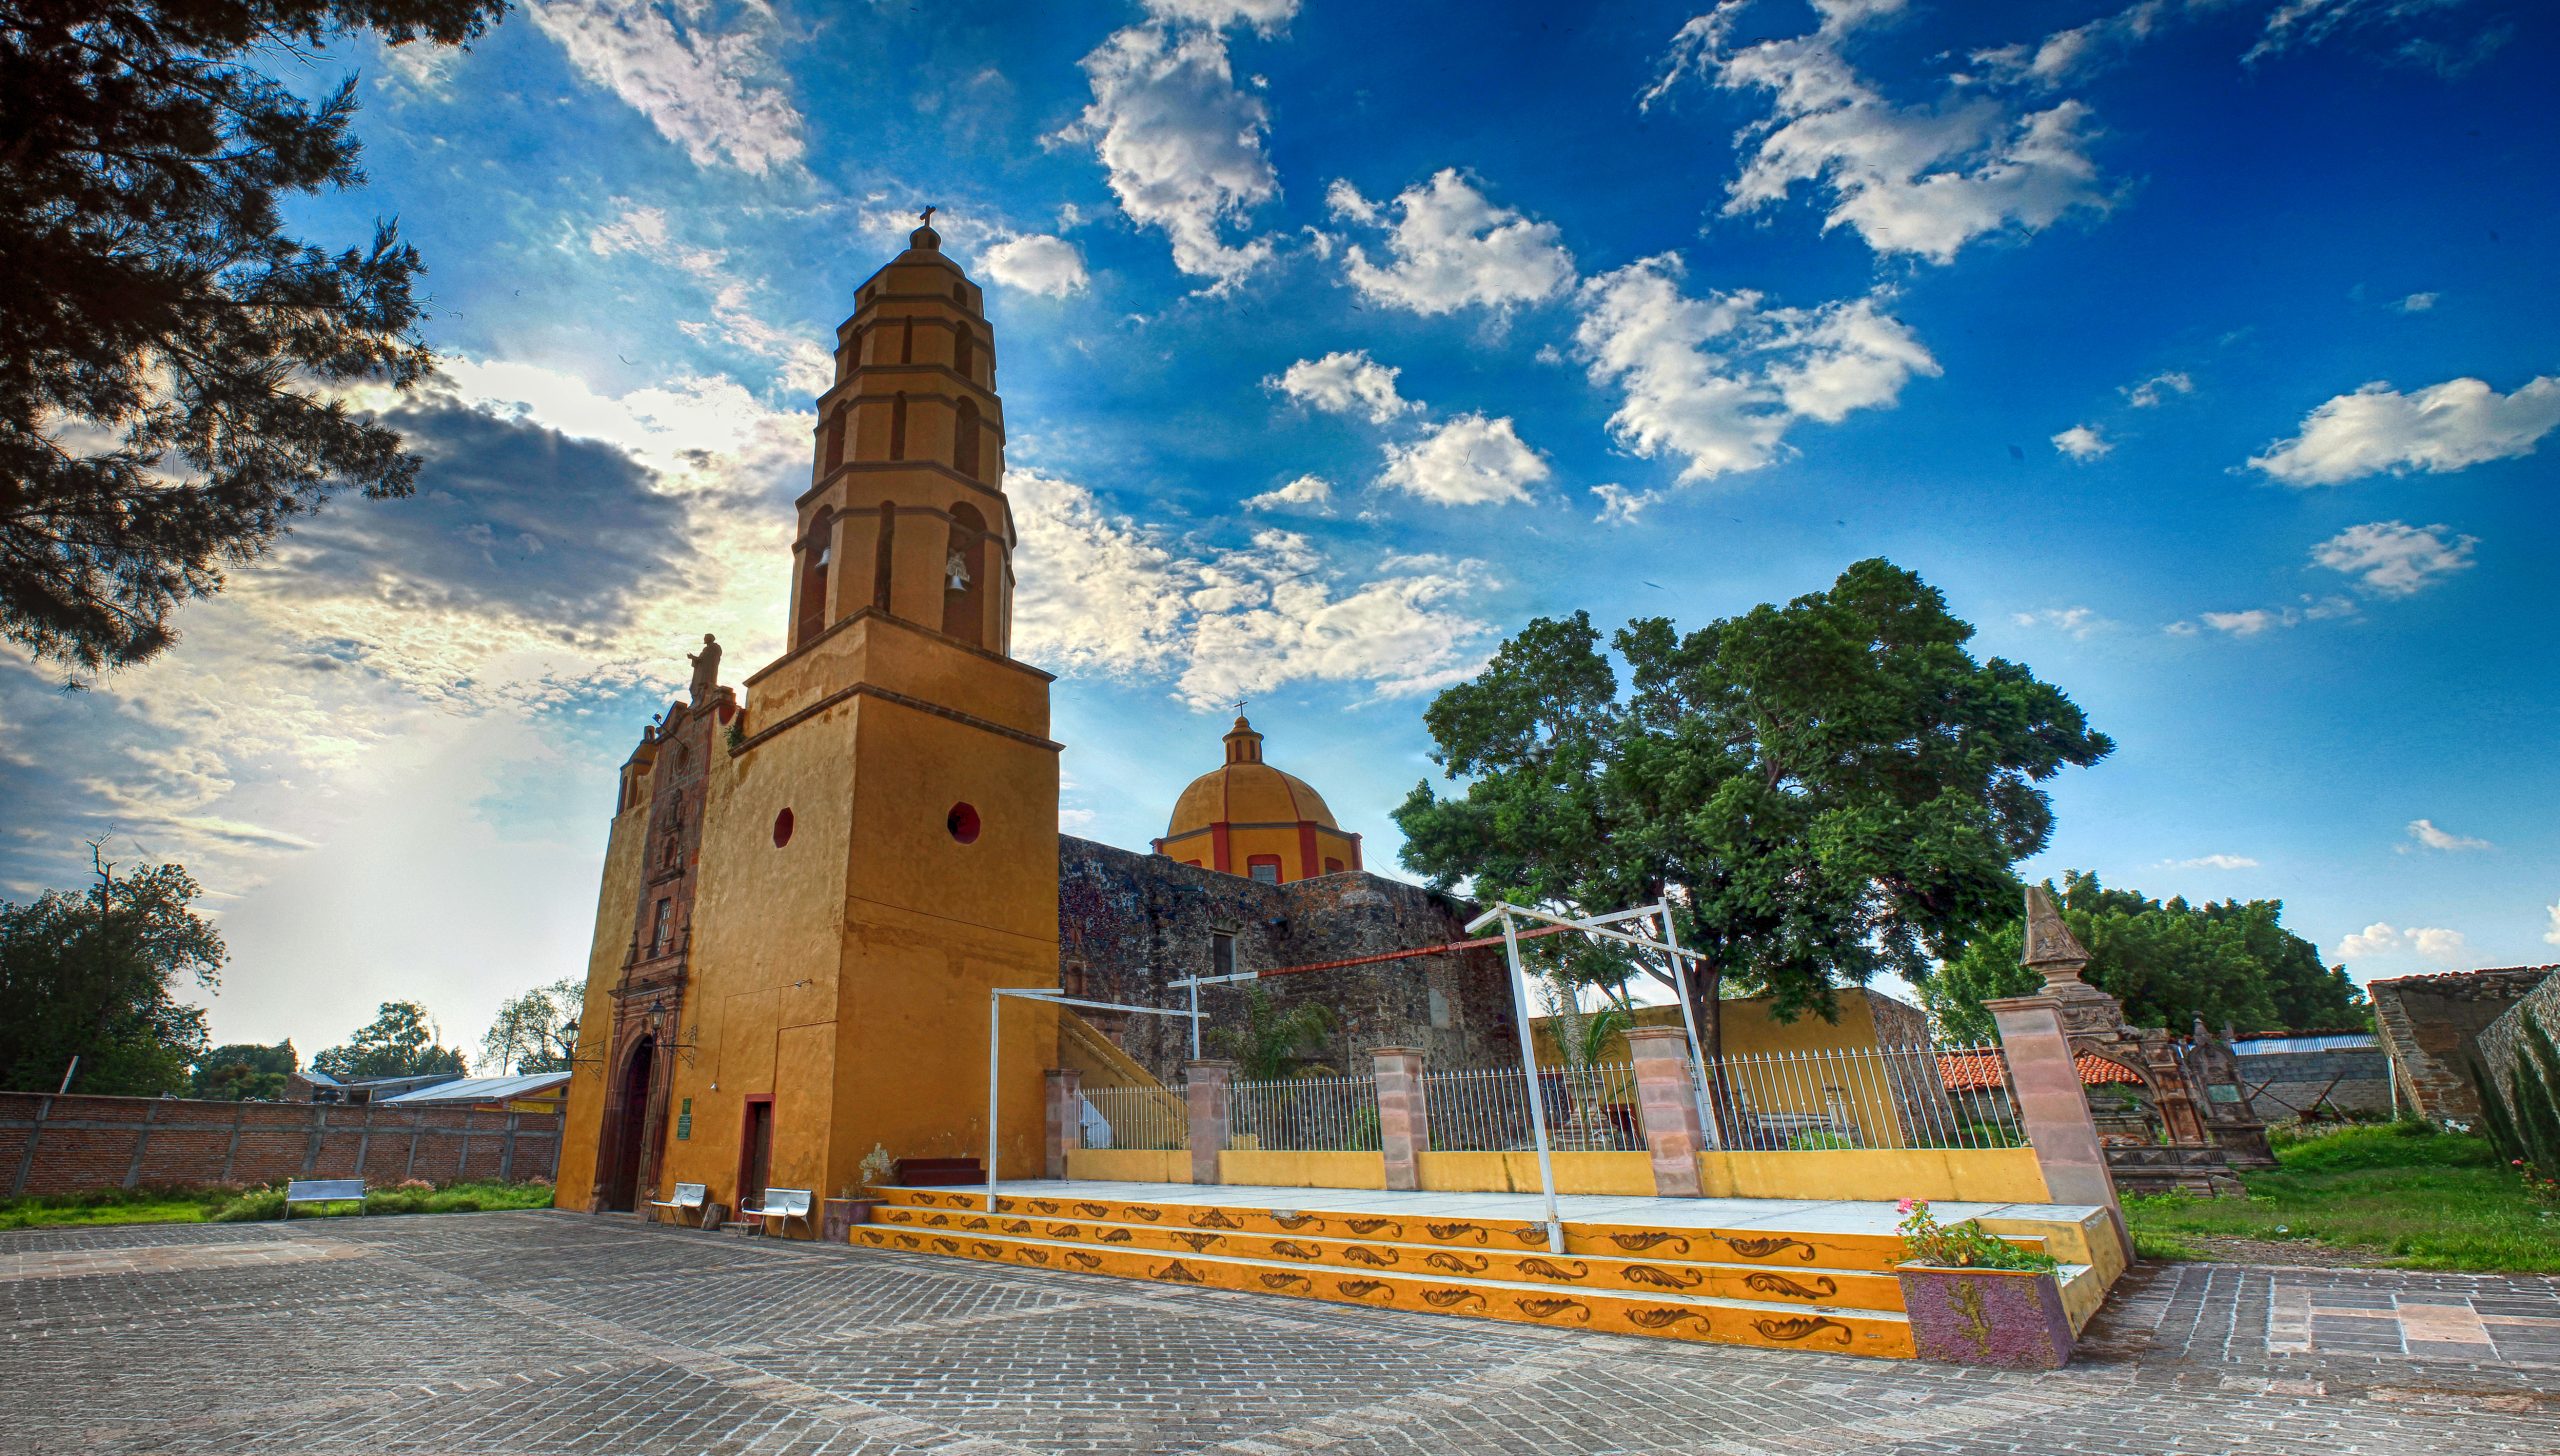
[0,0,506,673]
[479,978,581,1075]
[313,999,466,1079]
[0,848,224,1094]
[189,1038,298,1099]
[1395,559,2113,1068]
[1919,872,2367,1042]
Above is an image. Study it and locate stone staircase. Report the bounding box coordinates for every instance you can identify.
[849,1186,2114,1360]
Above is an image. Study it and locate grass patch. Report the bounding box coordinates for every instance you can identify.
[1,1179,554,1230]
[2123,1121,2560,1273]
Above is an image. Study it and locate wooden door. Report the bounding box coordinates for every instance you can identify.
[739,1098,773,1209]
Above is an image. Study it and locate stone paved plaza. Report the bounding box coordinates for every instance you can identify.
[6,1211,2557,1455]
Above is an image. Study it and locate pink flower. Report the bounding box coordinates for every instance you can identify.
[1895,1198,1916,1214]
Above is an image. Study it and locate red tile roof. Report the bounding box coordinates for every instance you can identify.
[1937,1049,2144,1091]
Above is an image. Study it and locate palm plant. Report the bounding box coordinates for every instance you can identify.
[1208,984,1336,1081]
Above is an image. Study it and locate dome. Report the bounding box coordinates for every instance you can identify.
[1164,717,1339,840]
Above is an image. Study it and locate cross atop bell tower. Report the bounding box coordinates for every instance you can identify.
[789,213,1011,656]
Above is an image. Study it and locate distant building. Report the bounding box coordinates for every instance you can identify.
[377,1072,572,1115]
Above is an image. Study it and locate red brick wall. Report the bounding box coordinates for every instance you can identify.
[0,1092,562,1196]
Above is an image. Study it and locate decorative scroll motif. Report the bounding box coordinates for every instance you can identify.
[1514,1297,1592,1323]
[1344,1218,1402,1237]
[1420,1289,1487,1311]
[1425,1252,1491,1275]
[1259,1273,1314,1293]
[1720,1235,1818,1263]
[1508,1226,1551,1246]
[1342,1245,1400,1267]
[1606,1231,1690,1255]
[1270,1240,1324,1261]
[925,1214,952,1227]
[1153,1260,1207,1284]
[970,1241,1004,1258]
[1064,1252,1105,1271]
[1518,1257,1589,1281]
[1016,1248,1051,1266]
[893,1234,922,1249]
[932,1238,960,1253]
[1043,1224,1082,1240]
[1191,1209,1244,1229]
[1099,1228,1136,1244]
[1028,1200,1060,1214]
[1000,1219,1032,1234]
[1753,1315,1854,1345]
[1269,1212,1323,1231]
[1744,1271,1839,1301]
[1427,1222,1489,1244]
[1621,1264,1704,1290]
[1334,1279,1394,1301]
[1627,1308,1708,1332]
[1075,1202,1110,1218]
[1171,1231,1223,1252]
[1129,1206,1164,1221]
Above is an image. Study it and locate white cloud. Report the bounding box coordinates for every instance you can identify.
[2311,520,2477,596]
[2393,290,2439,313]
[1267,350,1413,424]
[528,1,804,174]
[1573,254,1935,481]
[1244,474,1333,513]
[585,203,829,392]
[2544,901,2560,948]
[1142,0,1298,33]
[1056,20,1280,289]
[2247,0,2509,74]
[2201,608,2283,637]
[2190,594,2358,637]
[1377,414,1550,507]
[2337,921,2468,963]
[2164,854,2261,871]
[980,235,1091,297]
[1648,9,2109,263]
[1328,169,1576,316]
[1005,470,1493,706]
[2052,424,2110,460]
[2406,818,2491,852]
[2011,606,2105,638]
[1973,1,2166,87]
[2125,369,2194,407]
[2249,374,2560,485]
[1590,483,1661,525]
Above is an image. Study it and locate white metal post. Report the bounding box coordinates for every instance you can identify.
[985,989,1001,1213]
[1656,906,1722,1149]
[1188,975,1201,1061]
[1497,910,1566,1254]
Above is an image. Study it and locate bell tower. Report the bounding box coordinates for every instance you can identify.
[791,216,1011,654]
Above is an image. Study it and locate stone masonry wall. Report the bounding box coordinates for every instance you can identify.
[1,1092,562,1197]
[2476,968,2560,1128]
[2233,1046,2395,1119]
[1059,836,1516,1087]
[2370,967,2555,1122]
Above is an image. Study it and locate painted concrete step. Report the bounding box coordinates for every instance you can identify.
[875,1185,2026,1274]
[870,1202,1910,1312]
[848,1224,1917,1359]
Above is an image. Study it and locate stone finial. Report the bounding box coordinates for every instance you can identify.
[2021,884,2092,987]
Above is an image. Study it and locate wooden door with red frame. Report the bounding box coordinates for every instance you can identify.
[738,1097,774,1213]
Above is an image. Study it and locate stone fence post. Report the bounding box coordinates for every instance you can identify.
[1372,1047,1427,1191]
[1626,1026,1706,1198]
[1044,1069,1081,1181]
[1986,994,2132,1262]
[1185,1060,1232,1186]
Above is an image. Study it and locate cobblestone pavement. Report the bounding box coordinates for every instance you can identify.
[6,1212,2556,1455]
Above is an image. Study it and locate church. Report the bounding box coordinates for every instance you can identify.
[554,222,1517,1216]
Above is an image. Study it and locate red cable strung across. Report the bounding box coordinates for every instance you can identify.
[1237,921,1576,981]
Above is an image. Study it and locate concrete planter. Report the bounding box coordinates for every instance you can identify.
[824,1198,880,1241]
[1895,1263,2073,1369]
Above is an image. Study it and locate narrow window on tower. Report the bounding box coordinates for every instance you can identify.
[889,393,907,460]
[953,397,980,478]
[942,503,987,646]
[873,501,897,610]
[796,514,831,645]
[954,328,974,385]
[900,318,914,363]
[823,405,846,470]
[651,898,672,956]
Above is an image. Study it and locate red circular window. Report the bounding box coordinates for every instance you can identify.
[772,808,794,847]
[946,802,981,844]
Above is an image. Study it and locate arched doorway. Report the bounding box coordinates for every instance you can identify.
[601,1035,657,1212]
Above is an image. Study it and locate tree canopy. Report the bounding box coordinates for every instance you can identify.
[0,849,224,1095]
[0,0,506,673]
[1394,559,2113,1058]
[479,978,581,1075]
[313,999,467,1079]
[189,1038,298,1099]
[1920,872,2369,1042]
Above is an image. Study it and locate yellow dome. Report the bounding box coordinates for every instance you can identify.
[1164,718,1339,838]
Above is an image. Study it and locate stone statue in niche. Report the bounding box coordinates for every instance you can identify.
[686,633,721,704]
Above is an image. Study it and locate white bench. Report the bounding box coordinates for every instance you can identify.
[648,1181,710,1227]
[282,1178,367,1219]
[737,1186,812,1236]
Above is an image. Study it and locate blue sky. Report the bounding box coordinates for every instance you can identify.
[2,0,2554,1062]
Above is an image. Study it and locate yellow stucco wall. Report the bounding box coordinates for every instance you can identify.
[1412,1150,1659,1196]
[1067,1148,1190,1182]
[1695,1148,2051,1204]
[553,794,649,1207]
[1219,1150,1390,1189]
